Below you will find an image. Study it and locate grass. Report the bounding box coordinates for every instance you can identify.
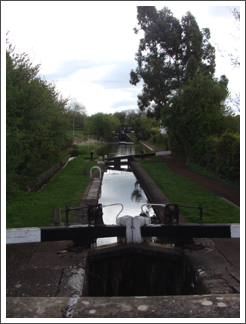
[146,139,166,151]
[186,161,240,190]
[139,158,240,223]
[146,139,240,190]
[127,132,138,142]
[6,152,99,228]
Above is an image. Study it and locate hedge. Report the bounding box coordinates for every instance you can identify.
[151,130,240,181]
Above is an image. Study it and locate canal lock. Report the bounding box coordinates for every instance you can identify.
[84,143,201,298]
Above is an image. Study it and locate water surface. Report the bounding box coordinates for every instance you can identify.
[97,143,154,246]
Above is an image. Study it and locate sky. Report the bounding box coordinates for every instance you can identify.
[2,1,244,116]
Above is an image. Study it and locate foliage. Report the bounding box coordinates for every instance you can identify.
[130,115,159,141]
[140,160,239,223]
[70,141,105,157]
[161,73,231,158]
[150,127,240,182]
[66,130,85,136]
[130,6,216,118]
[150,128,170,150]
[31,151,70,180]
[6,38,70,196]
[113,111,127,131]
[84,113,120,140]
[127,132,138,142]
[113,109,139,131]
[222,114,240,134]
[186,161,239,190]
[160,73,240,180]
[6,153,97,228]
[199,132,240,181]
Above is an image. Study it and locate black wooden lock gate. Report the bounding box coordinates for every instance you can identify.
[65,204,105,227]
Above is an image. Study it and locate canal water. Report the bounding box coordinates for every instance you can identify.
[96,143,155,246]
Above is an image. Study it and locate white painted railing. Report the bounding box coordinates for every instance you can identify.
[90,166,102,180]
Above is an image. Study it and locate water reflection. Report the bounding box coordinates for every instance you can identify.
[131,181,144,203]
[99,168,151,222]
[96,143,154,246]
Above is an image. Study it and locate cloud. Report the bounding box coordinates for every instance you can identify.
[110,99,137,110]
[90,59,139,90]
[206,6,240,19]
[43,58,144,113]
[45,58,139,89]
[44,59,103,81]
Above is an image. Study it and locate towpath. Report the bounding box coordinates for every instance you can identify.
[142,141,240,208]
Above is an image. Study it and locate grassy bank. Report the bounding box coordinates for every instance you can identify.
[127,132,138,141]
[139,158,240,223]
[145,140,239,190]
[6,142,106,228]
[185,161,240,190]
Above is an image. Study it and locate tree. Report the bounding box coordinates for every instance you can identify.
[129,6,216,118]
[85,113,120,140]
[113,111,127,131]
[161,73,231,158]
[130,114,159,141]
[6,37,70,195]
[66,101,87,133]
[125,109,139,125]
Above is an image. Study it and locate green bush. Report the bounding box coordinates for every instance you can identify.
[150,129,240,181]
[188,132,240,181]
[150,128,170,150]
[202,132,240,181]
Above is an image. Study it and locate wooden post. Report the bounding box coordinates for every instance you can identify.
[53,207,61,226]
[115,158,120,169]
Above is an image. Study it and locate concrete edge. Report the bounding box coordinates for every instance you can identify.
[6,294,240,318]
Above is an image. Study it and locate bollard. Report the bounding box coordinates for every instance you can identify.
[53,207,61,226]
[116,216,151,243]
[90,151,93,160]
[84,168,88,175]
[132,216,151,243]
[116,216,133,243]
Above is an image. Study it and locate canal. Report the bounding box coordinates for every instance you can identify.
[96,142,155,246]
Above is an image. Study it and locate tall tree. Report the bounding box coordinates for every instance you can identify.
[130,6,215,118]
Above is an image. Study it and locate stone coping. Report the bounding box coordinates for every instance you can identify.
[6,294,240,318]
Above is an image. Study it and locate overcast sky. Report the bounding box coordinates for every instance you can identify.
[2,1,244,116]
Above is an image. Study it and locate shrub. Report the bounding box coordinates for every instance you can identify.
[193,132,240,181]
